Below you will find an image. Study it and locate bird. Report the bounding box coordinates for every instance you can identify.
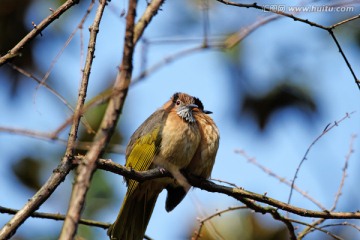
[165,98,220,212]
[107,92,219,240]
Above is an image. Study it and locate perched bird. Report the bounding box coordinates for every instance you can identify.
[165,98,220,212]
[107,92,219,240]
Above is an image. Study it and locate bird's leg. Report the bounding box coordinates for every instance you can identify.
[170,168,191,192]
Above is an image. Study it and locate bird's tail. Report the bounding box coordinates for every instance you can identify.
[107,188,160,240]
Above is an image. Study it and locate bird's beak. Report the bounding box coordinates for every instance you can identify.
[187,104,198,109]
[203,110,213,114]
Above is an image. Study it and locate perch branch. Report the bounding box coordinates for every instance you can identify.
[92,157,360,220]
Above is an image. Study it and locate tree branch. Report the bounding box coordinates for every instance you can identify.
[0,206,109,229]
[288,112,355,205]
[215,0,360,90]
[0,162,74,239]
[133,0,165,44]
[93,157,360,220]
[0,0,80,66]
[59,0,168,237]
[59,0,108,238]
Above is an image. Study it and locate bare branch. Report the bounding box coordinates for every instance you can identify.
[215,0,328,29]
[0,205,154,240]
[288,112,355,205]
[215,1,360,90]
[60,0,165,237]
[332,134,356,211]
[0,0,80,66]
[193,206,248,240]
[93,157,360,220]
[59,0,108,238]
[7,63,94,133]
[133,0,165,44]
[236,149,327,211]
[328,30,360,90]
[38,0,95,87]
[330,14,360,29]
[0,162,74,239]
[291,218,344,240]
[298,134,357,239]
[0,206,109,229]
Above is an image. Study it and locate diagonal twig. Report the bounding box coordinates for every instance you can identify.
[236,149,327,211]
[297,134,357,239]
[288,112,355,205]
[0,0,80,66]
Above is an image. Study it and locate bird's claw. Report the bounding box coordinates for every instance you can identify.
[159,168,166,174]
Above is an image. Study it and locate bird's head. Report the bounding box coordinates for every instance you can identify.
[168,92,212,123]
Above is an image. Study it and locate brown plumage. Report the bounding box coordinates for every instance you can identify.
[165,97,220,212]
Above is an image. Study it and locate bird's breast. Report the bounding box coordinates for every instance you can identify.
[186,113,220,178]
[155,113,201,169]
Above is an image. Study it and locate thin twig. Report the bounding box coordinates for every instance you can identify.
[320,222,360,232]
[193,206,248,240]
[0,205,154,239]
[331,134,356,211]
[132,45,211,85]
[0,126,126,154]
[225,14,280,48]
[236,149,327,211]
[7,63,75,113]
[215,0,328,29]
[0,126,58,141]
[328,30,360,90]
[298,134,357,239]
[290,218,344,240]
[7,63,94,133]
[330,14,360,29]
[210,178,240,188]
[288,112,355,205]
[215,0,360,90]
[0,206,110,229]
[201,0,210,47]
[37,0,95,87]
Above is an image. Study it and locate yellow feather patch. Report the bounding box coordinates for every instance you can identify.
[126,127,161,195]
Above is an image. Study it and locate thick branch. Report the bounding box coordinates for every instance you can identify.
[94,157,360,220]
[59,0,166,238]
[59,0,108,239]
[133,0,165,44]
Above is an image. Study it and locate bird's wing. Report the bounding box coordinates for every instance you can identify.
[125,110,165,196]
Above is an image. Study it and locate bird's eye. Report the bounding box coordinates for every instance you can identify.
[176,100,181,106]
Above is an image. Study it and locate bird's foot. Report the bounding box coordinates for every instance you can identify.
[159,167,166,174]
